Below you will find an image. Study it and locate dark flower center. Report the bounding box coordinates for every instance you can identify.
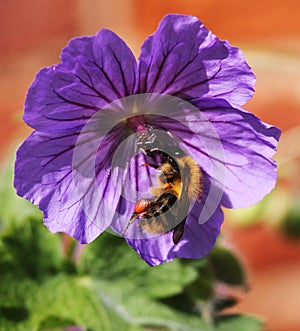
[126,115,148,133]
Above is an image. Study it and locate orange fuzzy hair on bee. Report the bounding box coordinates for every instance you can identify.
[150,154,202,202]
[177,155,202,200]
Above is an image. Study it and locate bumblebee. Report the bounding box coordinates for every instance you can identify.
[122,129,202,244]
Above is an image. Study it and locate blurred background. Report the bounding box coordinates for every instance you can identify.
[0,1,300,331]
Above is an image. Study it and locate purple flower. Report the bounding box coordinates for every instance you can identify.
[14,14,280,266]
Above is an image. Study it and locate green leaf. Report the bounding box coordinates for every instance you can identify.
[0,212,208,331]
[92,279,212,331]
[78,234,218,330]
[38,316,75,330]
[29,274,214,331]
[26,275,124,331]
[209,246,246,287]
[79,232,198,299]
[0,274,145,331]
[216,314,264,331]
[184,259,214,301]
[0,278,36,331]
[0,218,63,281]
[0,306,29,322]
[281,201,300,239]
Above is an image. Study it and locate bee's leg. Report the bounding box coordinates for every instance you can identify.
[141,163,160,169]
[121,198,151,237]
[172,217,187,244]
[121,213,139,237]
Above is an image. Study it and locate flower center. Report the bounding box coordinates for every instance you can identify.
[126,115,147,133]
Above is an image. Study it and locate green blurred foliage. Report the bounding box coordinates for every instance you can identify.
[0,158,264,331]
[281,196,300,239]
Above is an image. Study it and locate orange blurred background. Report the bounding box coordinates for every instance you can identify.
[1,1,300,331]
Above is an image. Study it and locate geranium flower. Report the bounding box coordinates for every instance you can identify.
[14,14,280,266]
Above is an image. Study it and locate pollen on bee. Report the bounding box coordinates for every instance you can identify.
[134,198,151,213]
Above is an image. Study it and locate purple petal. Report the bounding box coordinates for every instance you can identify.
[126,175,224,266]
[151,99,280,208]
[14,124,129,243]
[24,30,137,133]
[138,14,255,107]
[107,135,162,237]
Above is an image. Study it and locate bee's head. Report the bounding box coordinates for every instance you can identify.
[136,127,186,163]
[136,127,159,153]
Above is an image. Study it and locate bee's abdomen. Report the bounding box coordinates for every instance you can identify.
[145,192,177,218]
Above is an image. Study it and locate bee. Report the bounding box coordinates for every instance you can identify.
[121,128,202,244]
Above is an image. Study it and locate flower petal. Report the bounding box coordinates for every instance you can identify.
[125,175,224,266]
[14,124,129,243]
[24,30,137,133]
[138,14,255,107]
